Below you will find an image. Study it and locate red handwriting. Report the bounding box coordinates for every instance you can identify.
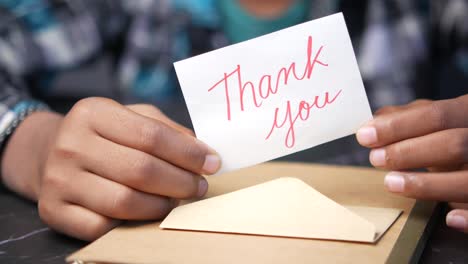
[208,36,328,121]
[207,35,342,148]
[265,90,342,148]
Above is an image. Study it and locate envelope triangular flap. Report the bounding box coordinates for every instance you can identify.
[160,177,377,242]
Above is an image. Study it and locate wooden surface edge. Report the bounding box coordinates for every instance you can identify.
[386,201,442,264]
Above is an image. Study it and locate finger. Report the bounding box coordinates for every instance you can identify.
[65,171,176,220]
[428,165,465,172]
[406,99,433,107]
[374,99,432,117]
[449,202,468,210]
[38,200,120,241]
[446,209,468,233]
[71,98,221,175]
[357,94,468,147]
[369,128,468,170]
[383,170,468,202]
[126,104,194,136]
[374,106,401,116]
[81,136,208,199]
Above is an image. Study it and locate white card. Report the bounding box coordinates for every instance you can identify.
[175,13,372,173]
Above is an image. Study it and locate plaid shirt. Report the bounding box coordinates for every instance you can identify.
[0,0,467,160]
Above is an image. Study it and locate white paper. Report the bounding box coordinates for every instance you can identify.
[175,13,372,173]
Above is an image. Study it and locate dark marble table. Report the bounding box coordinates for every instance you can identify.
[1,98,467,263]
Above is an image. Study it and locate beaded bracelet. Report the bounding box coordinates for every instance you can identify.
[0,101,49,153]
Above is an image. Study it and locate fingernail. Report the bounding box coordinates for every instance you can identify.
[202,154,221,174]
[197,178,208,198]
[370,148,386,167]
[356,126,378,146]
[384,172,405,193]
[447,213,467,230]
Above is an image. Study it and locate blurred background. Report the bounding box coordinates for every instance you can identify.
[0,0,467,166]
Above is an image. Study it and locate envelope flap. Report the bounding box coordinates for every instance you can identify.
[161,177,377,242]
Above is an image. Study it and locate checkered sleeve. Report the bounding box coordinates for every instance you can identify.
[0,69,48,153]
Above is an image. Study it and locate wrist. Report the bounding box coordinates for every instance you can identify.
[1,111,63,200]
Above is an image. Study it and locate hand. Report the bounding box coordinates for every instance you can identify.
[1,97,221,240]
[356,94,468,233]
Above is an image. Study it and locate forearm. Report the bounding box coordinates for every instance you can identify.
[1,111,63,201]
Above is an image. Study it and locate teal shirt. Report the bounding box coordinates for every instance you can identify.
[218,0,309,43]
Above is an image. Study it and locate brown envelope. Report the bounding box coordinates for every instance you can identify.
[160,177,402,243]
[67,162,434,264]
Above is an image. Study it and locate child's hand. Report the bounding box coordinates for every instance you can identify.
[19,98,220,240]
[356,94,468,233]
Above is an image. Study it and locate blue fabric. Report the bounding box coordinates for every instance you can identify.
[0,0,58,32]
[217,0,309,43]
[173,0,220,27]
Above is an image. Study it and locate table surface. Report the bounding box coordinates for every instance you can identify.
[0,99,467,264]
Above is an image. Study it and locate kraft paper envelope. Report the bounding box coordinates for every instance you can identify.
[160,177,401,243]
[67,163,436,264]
